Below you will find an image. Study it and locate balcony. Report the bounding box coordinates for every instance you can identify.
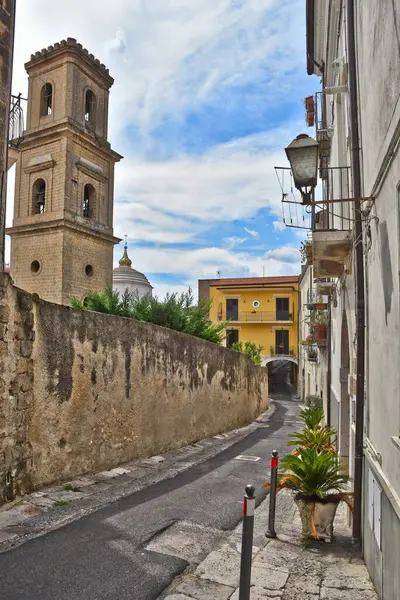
[314,278,335,295]
[218,311,293,324]
[312,166,353,278]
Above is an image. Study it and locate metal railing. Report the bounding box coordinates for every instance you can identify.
[9,93,26,147]
[312,166,353,232]
[218,311,293,323]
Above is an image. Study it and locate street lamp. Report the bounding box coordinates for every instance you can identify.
[285,134,319,205]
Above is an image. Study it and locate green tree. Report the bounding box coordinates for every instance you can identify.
[71,287,228,345]
[231,340,264,364]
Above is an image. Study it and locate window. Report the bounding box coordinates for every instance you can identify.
[85,89,96,124]
[276,297,290,320]
[226,329,239,348]
[253,300,260,308]
[226,298,238,320]
[32,179,46,214]
[40,83,52,116]
[85,265,94,278]
[83,184,95,218]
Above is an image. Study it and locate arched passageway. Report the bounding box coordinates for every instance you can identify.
[265,359,298,398]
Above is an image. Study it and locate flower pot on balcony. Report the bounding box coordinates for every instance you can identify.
[313,323,327,341]
[306,246,313,264]
[314,303,328,310]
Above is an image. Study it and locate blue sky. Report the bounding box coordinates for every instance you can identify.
[7,0,317,297]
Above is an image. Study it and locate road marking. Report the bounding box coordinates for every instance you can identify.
[235,455,261,462]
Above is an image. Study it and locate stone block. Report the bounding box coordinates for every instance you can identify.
[251,565,289,590]
[18,294,33,311]
[146,521,225,564]
[164,596,194,600]
[176,577,234,600]
[320,589,377,600]
[230,588,283,599]
[322,563,374,590]
[20,340,33,357]
[0,306,10,323]
[196,543,241,588]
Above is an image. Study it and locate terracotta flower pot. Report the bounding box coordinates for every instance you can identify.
[305,246,313,264]
[313,323,327,340]
[295,497,340,542]
[314,303,328,310]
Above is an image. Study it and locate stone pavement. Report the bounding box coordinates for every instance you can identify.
[163,490,377,600]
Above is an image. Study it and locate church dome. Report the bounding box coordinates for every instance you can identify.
[113,242,152,298]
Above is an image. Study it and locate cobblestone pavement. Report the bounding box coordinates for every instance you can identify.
[162,490,378,600]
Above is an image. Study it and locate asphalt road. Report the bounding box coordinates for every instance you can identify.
[0,395,301,600]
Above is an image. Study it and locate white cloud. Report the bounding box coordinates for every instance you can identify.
[244,227,259,238]
[264,246,300,264]
[128,245,299,281]
[273,220,286,231]
[7,1,306,293]
[223,236,247,248]
[105,29,127,55]
[113,127,302,243]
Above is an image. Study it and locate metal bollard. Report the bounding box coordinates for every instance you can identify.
[239,484,256,600]
[266,450,279,539]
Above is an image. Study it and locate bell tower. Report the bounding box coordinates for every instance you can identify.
[7,38,122,305]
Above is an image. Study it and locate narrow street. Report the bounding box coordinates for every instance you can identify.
[0,396,300,600]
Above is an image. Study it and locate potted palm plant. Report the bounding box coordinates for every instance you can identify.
[275,447,352,542]
[265,406,352,542]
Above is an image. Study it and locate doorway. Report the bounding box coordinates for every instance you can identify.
[275,330,289,354]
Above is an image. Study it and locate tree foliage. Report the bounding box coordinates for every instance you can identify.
[71,287,228,344]
[231,340,264,364]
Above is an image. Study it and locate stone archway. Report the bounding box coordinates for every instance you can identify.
[262,357,298,397]
[339,312,350,471]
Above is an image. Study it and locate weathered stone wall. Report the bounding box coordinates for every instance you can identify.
[0,276,35,503]
[0,275,268,499]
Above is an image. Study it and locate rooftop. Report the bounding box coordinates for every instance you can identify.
[25,38,113,85]
[209,275,299,287]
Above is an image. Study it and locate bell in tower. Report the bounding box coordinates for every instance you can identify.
[6,38,123,305]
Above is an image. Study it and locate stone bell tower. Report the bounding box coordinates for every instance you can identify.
[6,38,122,305]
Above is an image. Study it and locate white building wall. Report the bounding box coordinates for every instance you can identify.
[113,279,152,299]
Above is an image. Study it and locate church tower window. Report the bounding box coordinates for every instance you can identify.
[83,184,95,218]
[40,83,53,116]
[85,89,96,124]
[33,178,46,214]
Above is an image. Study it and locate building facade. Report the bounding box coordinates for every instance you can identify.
[306,2,400,597]
[298,262,329,409]
[6,38,122,305]
[113,242,153,298]
[198,275,299,365]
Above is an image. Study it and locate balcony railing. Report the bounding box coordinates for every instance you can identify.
[9,94,26,147]
[312,166,353,233]
[218,311,293,323]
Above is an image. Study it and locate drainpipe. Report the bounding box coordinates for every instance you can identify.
[347,0,365,544]
[326,298,332,427]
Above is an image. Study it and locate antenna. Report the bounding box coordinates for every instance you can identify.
[216,269,221,278]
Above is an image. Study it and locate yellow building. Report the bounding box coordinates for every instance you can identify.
[198,275,299,363]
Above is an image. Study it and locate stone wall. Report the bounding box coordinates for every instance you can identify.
[0,275,268,500]
[0,276,35,503]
